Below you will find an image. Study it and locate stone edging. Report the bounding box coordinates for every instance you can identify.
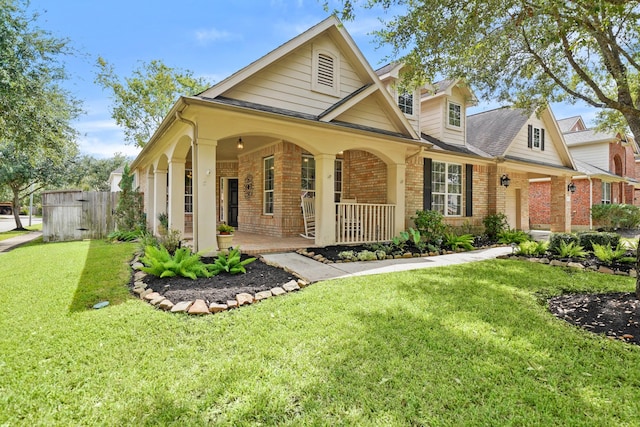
[499,255,638,277]
[129,255,309,316]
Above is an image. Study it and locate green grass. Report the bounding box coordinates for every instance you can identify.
[1,240,640,426]
[0,223,42,241]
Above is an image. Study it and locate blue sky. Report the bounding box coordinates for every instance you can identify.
[28,0,596,159]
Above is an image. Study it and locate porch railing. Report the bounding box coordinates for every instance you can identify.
[335,202,395,244]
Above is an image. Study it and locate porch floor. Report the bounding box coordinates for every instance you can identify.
[185,231,317,255]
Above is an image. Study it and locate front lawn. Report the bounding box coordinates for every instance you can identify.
[1,240,639,426]
[0,223,42,242]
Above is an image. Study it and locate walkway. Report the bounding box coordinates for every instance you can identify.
[0,231,43,253]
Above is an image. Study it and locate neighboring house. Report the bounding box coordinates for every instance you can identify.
[130,16,577,253]
[529,116,639,230]
[108,166,124,192]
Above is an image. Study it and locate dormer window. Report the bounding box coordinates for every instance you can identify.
[527,125,545,151]
[398,91,414,115]
[448,101,461,128]
[312,47,339,96]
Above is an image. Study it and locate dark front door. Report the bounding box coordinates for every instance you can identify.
[228,178,239,227]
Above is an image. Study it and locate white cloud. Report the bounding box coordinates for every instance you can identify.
[195,28,240,45]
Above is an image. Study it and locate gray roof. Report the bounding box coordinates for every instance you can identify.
[374,63,397,76]
[421,133,491,158]
[557,116,582,133]
[564,128,616,145]
[466,108,529,156]
[573,158,623,179]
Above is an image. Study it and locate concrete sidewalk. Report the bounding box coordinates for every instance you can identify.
[262,246,513,283]
[0,231,43,253]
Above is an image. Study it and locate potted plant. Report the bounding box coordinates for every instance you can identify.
[216,223,235,252]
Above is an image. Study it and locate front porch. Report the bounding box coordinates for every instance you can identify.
[184,230,318,256]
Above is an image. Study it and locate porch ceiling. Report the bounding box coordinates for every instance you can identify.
[217,135,281,161]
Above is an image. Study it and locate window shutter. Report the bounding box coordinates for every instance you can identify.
[527,124,533,148]
[316,53,334,88]
[465,164,473,217]
[423,158,432,210]
[541,128,545,151]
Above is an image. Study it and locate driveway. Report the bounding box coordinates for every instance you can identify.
[0,215,41,232]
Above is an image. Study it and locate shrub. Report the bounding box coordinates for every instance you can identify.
[577,232,620,251]
[357,250,378,261]
[107,229,143,242]
[497,230,530,244]
[115,164,146,232]
[217,223,235,234]
[554,240,588,259]
[158,228,182,255]
[549,233,578,254]
[412,210,446,245]
[140,246,212,279]
[208,247,256,275]
[483,213,508,241]
[401,228,427,253]
[443,233,475,251]
[338,250,356,261]
[592,243,632,265]
[516,240,549,257]
[591,203,640,230]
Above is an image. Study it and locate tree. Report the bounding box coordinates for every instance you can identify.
[331,0,640,298]
[95,58,212,148]
[0,0,81,229]
[68,153,129,192]
[114,164,145,232]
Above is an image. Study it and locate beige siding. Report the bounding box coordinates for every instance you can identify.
[569,144,609,170]
[334,97,398,133]
[506,116,564,166]
[419,88,466,145]
[222,35,366,117]
[419,98,444,138]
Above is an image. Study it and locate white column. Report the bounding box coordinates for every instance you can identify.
[195,138,218,255]
[168,159,186,235]
[146,172,155,231]
[314,153,336,246]
[153,169,167,235]
[387,162,406,235]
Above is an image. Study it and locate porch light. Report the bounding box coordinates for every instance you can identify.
[237,137,244,150]
[567,182,577,193]
[500,174,511,187]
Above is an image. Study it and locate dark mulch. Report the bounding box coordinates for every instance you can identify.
[549,292,640,345]
[140,256,299,304]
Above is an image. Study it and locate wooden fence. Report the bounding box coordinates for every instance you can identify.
[42,190,118,242]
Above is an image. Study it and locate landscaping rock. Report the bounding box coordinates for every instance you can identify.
[143,292,161,301]
[209,303,227,313]
[171,301,193,313]
[271,287,286,296]
[550,260,567,267]
[567,262,585,270]
[134,271,146,281]
[598,266,615,274]
[188,299,209,315]
[283,280,300,292]
[297,279,308,288]
[227,300,238,309]
[630,270,637,278]
[236,293,254,306]
[150,296,166,306]
[539,258,550,264]
[132,286,145,296]
[255,290,273,301]
[615,270,629,276]
[131,262,144,270]
[140,289,154,299]
[158,299,174,311]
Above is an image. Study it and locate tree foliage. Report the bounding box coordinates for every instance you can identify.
[68,153,129,192]
[114,164,145,232]
[331,1,640,139]
[95,58,211,148]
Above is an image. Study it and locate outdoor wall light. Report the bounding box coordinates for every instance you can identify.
[567,182,577,193]
[237,137,244,150]
[500,174,511,187]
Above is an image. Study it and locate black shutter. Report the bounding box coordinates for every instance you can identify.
[423,158,432,210]
[527,124,533,148]
[465,164,473,217]
[541,128,545,151]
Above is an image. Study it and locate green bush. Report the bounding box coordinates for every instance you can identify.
[592,243,633,265]
[411,210,446,245]
[140,246,213,280]
[107,229,143,242]
[357,250,378,261]
[591,203,640,230]
[208,247,256,275]
[577,231,620,252]
[554,240,588,259]
[549,233,579,254]
[497,230,530,244]
[158,228,182,255]
[483,213,508,241]
[443,233,475,251]
[516,240,549,256]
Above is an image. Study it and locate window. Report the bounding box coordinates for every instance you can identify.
[334,159,343,202]
[448,101,461,128]
[533,128,541,149]
[185,169,193,213]
[264,156,274,214]
[301,155,315,197]
[398,92,413,115]
[527,125,545,150]
[312,48,339,96]
[602,182,611,204]
[432,161,462,216]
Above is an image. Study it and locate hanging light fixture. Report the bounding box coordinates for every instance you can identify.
[567,182,577,193]
[500,174,511,187]
[237,137,244,150]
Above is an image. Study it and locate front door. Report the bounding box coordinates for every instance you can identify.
[227,178,239,227]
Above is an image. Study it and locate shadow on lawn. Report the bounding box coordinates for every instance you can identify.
[69,240,134,313]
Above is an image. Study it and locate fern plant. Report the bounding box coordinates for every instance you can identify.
[554,240,588,259]
[140,245,212,279]
[443,233,475,251]
[208,247,256,275]
[497,230,530,244]
[592,243,633,265]
[516,240,549,256]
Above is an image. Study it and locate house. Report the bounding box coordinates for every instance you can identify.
[108,166,124,192]
[529,116,640,230]
[130,16,577,253]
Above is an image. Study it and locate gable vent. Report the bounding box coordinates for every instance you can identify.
[316,53,334,88]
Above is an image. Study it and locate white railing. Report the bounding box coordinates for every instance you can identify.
[336,202,395,244]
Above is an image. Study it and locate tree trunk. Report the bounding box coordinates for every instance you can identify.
[627,120,640,300]
[11,189,24,230]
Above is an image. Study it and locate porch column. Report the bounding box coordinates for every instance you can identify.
[315,153,336,246]
[146,172,155,230]
[387,162,406,234]
[168,159,185,235]
[195,138,218,255]
[550,175,571,233]
[153,168,167,235]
